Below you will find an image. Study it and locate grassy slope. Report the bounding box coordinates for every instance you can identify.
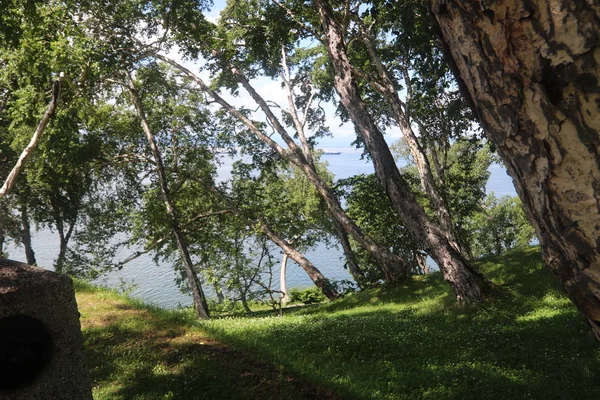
[76,247,600,399]
[200,247,600,400]
[76,282,338,400]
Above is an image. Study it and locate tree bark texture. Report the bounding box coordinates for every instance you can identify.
[259,222,340,300]
[429,0,600,339]
[314,0,488,302]
[127,80,210,319]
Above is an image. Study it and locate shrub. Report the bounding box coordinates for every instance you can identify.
[289,287,327,304]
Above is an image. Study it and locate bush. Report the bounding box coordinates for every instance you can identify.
[467,193,537,258]
[289,287,327,304]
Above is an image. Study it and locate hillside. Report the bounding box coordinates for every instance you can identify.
[76,247,600,399]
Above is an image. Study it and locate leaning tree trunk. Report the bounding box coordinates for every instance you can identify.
[0,78,61,200]
[314,0,488,302]
[259,222,340,301]
[127,78,210,320]
[154,54,407,283]
[359,28,469,258]
[332,218,366,285]
[429,0,600,339]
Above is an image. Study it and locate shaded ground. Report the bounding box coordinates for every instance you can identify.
[76,283,339,400]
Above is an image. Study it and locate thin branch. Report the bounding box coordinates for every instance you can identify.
[0,76,62,199]
[300,88,317,130]
[154,53,286,155]
[271,0,322,39]
[265,99,286,110]
[280,47,314,166]
[352,66,388,95]
[113,153,155,165]
[230,65,301,152]
[118,208,231,266]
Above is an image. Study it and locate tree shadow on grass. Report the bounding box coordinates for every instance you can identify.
[81,297,340,400]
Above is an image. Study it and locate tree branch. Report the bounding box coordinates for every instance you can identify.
[154,53,286,155]
[280,47,314,166]
[0,76,63,199]
[271,0,322,40]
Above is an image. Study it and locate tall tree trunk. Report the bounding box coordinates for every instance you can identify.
[214,282,225,304]
[414,252,430,275]
[314,0,488,302]
[53,214,75,274]
[429,0,600,338]
[127,78,210,319]
[240,293,252,313]
[280,52,369,280]
[279,253,291,305]
[54,220,67,274]
[20,202,36,265]
[155,54,407,283]
[332,218,366,285]
[259,222,340,301]
[358,28,469,258]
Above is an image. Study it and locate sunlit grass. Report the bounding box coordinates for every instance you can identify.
[200,246,600,399]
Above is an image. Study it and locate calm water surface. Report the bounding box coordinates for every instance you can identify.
[4,148,516,308]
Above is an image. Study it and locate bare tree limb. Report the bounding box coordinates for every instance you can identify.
[154,53,286,155]
[0,76,62,200]
[280,47,314,166]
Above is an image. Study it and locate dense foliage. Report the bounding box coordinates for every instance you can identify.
[0,0,544,312]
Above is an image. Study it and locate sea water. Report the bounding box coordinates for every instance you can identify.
[3,148,516,308]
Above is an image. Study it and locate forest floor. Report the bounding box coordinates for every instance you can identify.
[76,246,600,400]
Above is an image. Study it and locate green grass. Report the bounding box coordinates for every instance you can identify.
[76,247,600,399]
[75,281,338,400]
[199,247,600,399]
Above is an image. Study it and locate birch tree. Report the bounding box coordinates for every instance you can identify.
[429,0,600,339]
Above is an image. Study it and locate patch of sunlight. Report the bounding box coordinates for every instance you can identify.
[93,384,123,400]
[516,307,566,323]
[516,292,572,322]
[540,291,570,306]
[152,363,171,376]
[424,361,532,385]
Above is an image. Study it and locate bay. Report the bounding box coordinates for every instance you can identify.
[3,148,516,309]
